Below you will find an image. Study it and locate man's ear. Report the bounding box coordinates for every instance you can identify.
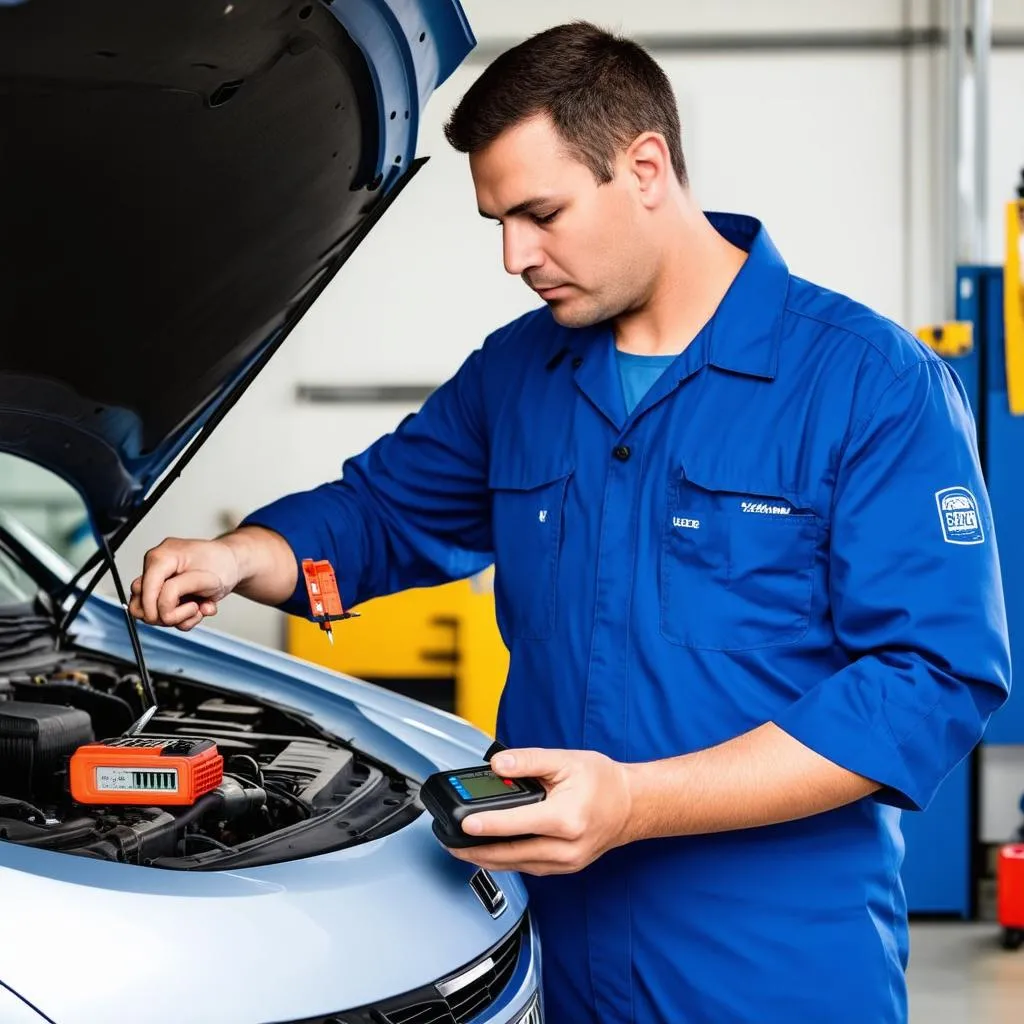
[626,132,672,209]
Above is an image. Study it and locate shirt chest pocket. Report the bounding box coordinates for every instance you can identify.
[660,464,821,651]
[490,460,573,641]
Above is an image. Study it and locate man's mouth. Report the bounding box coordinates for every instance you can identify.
[534,284,571,300]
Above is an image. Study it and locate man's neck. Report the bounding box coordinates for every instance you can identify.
[614,206,748,357]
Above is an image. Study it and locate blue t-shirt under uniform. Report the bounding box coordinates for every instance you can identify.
[615,349,677,414]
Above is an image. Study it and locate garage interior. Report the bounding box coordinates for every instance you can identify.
[3,0,1024,1021]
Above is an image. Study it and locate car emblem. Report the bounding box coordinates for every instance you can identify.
[470,868,507,918]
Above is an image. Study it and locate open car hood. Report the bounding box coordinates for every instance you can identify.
[0,0,473,543]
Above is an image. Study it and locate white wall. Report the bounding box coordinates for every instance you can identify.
[106,0,1024,648]
[988,52,1024,262]
[465,0,910,38]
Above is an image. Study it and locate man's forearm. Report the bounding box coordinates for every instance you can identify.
[221,525,299,606]
[622,722,881,842]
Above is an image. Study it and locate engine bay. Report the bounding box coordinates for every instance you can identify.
[0,655,421,870]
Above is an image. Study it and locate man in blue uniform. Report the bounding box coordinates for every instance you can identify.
[131,22,1010,1023]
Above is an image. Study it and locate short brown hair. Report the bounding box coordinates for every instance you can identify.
[444,21,687,186]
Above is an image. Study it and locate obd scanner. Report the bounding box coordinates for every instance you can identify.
[420,742,546,848]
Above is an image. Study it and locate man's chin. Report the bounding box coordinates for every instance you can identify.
[546,297,603,329]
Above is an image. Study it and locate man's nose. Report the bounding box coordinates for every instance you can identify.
[502,223,541,277]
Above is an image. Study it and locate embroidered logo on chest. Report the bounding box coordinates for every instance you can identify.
[672,517,700,530]
[740,500,791,516]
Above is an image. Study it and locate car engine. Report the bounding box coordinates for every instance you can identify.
[0,658,420,869]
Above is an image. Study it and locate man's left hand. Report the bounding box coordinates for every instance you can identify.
[445,747,633,876]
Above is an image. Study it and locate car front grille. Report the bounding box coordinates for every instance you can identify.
[514,996,542,1024]
[385,918,522,1024]
[275,915,528,1024]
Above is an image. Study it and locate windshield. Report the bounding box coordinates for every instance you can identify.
[0,453,93,607]
[0,540,37,605]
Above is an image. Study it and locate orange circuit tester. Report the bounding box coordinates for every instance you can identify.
[301,558,358,645]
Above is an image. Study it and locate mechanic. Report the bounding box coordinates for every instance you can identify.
[130,21,1011,1024]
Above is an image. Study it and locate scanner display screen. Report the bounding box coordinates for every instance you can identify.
[450,771,524,801]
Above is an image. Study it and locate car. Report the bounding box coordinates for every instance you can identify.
[0,2,543,1022]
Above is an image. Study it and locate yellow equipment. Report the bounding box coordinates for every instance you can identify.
[1005,193,1024,415]
[288,566,509,736]
[917,185,1024,419]
[915,321,974,358]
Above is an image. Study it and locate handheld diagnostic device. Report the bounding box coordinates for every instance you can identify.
[420,765,546,848]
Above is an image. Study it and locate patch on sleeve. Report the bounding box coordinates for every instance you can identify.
[935,486,984,545]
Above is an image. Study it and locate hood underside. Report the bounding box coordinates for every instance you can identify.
[0,0,443,537]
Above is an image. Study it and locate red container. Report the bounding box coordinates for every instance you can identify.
[997,843,1024,928]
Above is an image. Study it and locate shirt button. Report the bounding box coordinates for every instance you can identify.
[613,445,631,462]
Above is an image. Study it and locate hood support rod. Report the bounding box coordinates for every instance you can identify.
[98,533,157,711]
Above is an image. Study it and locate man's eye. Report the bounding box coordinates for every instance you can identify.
[534,211,559,225]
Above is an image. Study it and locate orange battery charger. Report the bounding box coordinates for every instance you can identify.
[69,736,224,806]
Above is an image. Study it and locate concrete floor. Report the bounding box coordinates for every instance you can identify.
[908,923,1024,1022]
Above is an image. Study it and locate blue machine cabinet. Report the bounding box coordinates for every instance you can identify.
[900,264,1024,915]
[961,267,1024,745]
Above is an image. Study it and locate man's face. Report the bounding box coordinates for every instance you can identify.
[470,114,654,327]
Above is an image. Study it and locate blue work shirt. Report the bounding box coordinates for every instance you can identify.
[244,212,1010,1023]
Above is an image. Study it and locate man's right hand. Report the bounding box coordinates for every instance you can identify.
[129,537,240,631]
[128,526,298,631]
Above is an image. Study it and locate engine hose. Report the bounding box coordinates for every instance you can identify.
[40,782,263,862]
[11,817,99,848]
[168,791,225,831]
[72,840,121,861]
[71,793,227,862]
[0,795,47,823]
